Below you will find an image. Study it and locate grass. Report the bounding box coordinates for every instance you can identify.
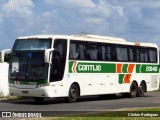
[0,95,23,101]
[26,107,160,120]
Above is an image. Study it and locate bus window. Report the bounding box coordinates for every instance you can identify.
[69,41,86,60]
[140,48,149,62]
[98,46,105,60]
[105,45,111,61]
[69,43,78,59]
[97,44,104,61]
[117,46,128,61]
[90,43,98,60]
[149,49,157,63]
[133,48,140,62]
[78,44,85,60]
[129,48,134,62]
[83,42,90,60]
[110,45,117,61]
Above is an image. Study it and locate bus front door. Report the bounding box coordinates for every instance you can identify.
[50,52,61,82]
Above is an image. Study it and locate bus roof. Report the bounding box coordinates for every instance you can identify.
[17,34,158,48]
[17,34,125,41]
[71,34,126,42]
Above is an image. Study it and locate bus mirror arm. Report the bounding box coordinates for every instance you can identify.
[44,48,54,63]
[0,49,11,63]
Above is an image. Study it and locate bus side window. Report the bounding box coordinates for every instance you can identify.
[105,46,111,61]
[69,41,86,60]
[140,48,149,62]
[102,46,106,60]
[110,45,117,61]
[90,43,98,60]
[97,45,103,60]
[133,48,140,62]
[84,43,91,60]
[116,46,128,61]
[78,44,85,60]
[129,48,134,62]
[149,49,157,63]
[69,43,78,59]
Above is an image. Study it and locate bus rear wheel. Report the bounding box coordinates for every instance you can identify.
[137,82,146,97]
[66,84,78,103]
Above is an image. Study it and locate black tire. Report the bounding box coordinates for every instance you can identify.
[137,82,146,97]
[33,97,45,104]
[129,82,138,98]
[67,84,78,103]
[123,82,138,98]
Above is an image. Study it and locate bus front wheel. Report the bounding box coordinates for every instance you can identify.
[129,82,138,98]
[123,82,138,98]
[66,84,78,103]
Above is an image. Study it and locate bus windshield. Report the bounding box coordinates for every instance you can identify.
[9,51,48,81]
[13,39,52,50]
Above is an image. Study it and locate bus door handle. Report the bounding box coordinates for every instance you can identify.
[100,83,104,85]
[88,84,92,86]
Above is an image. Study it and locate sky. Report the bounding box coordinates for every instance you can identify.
[0,0,160,50]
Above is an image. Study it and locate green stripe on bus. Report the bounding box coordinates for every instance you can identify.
[119,74,125,84]
[136,64,159,73]
[69,61,159,73]
[122,64,128,73]
[136,64,141,73]
[69,61,74,73]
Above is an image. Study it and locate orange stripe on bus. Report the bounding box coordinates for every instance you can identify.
[128,64,135,73]
[117,64,122,73]
[72,62,77,73]
[124,74,131,83]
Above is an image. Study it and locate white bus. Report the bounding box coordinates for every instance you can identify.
[8,34,159,103]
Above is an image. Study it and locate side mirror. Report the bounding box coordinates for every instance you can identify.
[0,49,11,63]
[44,48,54,63]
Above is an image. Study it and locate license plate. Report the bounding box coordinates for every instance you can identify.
[22,91,29,94]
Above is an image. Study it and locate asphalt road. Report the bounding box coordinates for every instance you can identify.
[0,92,160,116]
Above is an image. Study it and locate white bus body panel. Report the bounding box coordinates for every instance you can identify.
[0,63,9,96]
[9,81,69,97]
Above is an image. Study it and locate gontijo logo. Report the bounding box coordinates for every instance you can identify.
[71,62,101,73]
